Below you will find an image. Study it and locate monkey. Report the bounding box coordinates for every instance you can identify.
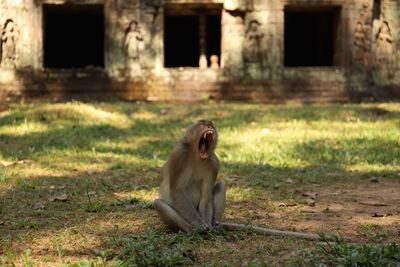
[154,120,226,232]
[154,120,345,241]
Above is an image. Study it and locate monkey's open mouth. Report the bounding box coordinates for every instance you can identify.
[199,130,214,159]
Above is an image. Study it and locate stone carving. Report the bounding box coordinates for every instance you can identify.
[118,0,140,9]
[224,0,243,11]
[199,55,208,69]
[359,1,372,24]
[210,55,219,69]
[143,0,161,23]
[353,2,372,66]
[374,20,393,65]
[1,19,17,68]
[353,21,367,64]
[243,20,263,63]
[0,0,26,7]
[224,0,253,11]
[124,20,144,66]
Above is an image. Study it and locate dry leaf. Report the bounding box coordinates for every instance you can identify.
[321,192,340,197]
[372,213,393,218]
[278,202,297,207]
[0,160,14,167]
[49,185,66,190]
[286,178,294,184]
[33,202,45,210]
[300,209,316,213]
[125,205,136,210]
[87,169,95,176]
[306,199,316,207]
[0,220,5,225]
[359,201,388,206]
[302,192,318,199]
[370,177,380,183]
[48,193,69,202]
[0,160,30,167]
[160,109,168,114]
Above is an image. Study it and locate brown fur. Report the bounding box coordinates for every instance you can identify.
[154,120,226,232]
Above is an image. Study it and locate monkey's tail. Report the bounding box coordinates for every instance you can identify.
[220,222,340,241]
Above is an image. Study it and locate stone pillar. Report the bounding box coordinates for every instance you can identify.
[241,0,278,80]
[0,0,34,70]
[371,0,399,85]
[106,1,142,78]
[199,15,207,69]
[140,0,163,71]
[221,9,245,76]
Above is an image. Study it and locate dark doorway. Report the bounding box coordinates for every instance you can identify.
[284,7,341,67]
[164,4,222,68]
[43,4,104,69]
[164,16,200,67]
[206,15,221,66]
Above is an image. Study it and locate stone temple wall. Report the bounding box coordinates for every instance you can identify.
[0,0,399,102]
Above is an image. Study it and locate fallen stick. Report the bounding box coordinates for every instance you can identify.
[221,222,341,241]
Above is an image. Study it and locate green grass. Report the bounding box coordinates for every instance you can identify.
[290,235,400,267]
[0,101,399,266]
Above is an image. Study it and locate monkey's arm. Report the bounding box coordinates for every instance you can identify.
[200,156,220,226]
[167,146,209,231]
[198,193,213,227]
[170,190,209,231]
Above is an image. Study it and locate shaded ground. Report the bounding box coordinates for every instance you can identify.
[0,101,399,266]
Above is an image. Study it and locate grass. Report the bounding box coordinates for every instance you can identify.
[0,100,399,266]
[290,235,400,267]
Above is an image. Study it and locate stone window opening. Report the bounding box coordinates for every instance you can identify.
[164,4,222,69]
[43,4,105,69]
[372,0,381,21]
[284,6,342,67]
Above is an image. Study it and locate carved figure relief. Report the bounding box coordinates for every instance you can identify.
[243,20,263,63]
[359,1,372,25]
[1,19,17,68]
[374,20,393,65]
[353,21,367,64]
[124,20,144,67]
[224,0,244,11]
[353,2,372,66]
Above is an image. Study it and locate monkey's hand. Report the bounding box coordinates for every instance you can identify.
[212,220,221,228]
[191,216,212,232]
[194,221,212,233]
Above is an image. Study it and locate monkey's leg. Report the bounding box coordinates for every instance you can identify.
[154,199,193,232]
[212,181,226,225]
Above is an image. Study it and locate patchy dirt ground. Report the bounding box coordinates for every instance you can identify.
[229,177,400,241]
